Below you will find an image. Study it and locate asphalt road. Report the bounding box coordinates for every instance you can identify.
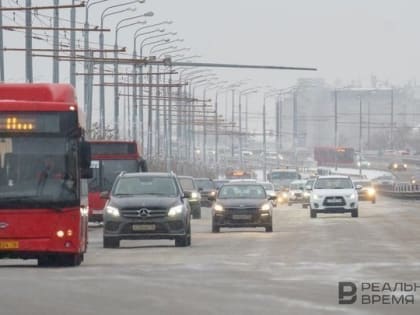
[1,197,420,315]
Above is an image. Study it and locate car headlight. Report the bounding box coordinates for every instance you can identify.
[191,191,200,199]
[260,203,271,211]
[367,188,376,196]
[168,204,184,217]
[214,204,224,212]
[209,191,216,196]
[105,206,120,217]
[312,194,320,200]
[403,164,407,168]
[281,192,288,198]
[346,193,356,199]
[303,192,310,198]
[393,163,398,169]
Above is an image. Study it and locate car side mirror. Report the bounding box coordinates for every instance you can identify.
[305,185,312,191]
[208,195,216,201]
[183,191,192,199]
[356,185,362,190]
[100,191,110,199]
[268,195,276,201]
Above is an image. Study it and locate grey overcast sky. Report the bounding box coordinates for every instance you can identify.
[132,0,420,88]
[2,0,420,87]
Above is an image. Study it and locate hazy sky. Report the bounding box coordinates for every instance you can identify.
[2,0,420,87]
[1,0,419,128]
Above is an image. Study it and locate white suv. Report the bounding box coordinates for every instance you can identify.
[309,175,358,218]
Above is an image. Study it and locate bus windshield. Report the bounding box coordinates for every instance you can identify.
[89,159,139,192]
[0,137,79,208]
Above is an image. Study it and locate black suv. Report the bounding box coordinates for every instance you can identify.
[178,176,202,219]
[102,172,191,248]
[195,177,217,207]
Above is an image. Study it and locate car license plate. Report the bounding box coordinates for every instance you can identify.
[132,224,156,231]
[327,199,339,203]
[0,241,19,249]
[232,214,252,220]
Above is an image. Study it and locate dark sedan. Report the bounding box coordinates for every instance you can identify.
[353,179,376,204]
[195,177,217,207]
[210,182,275,233]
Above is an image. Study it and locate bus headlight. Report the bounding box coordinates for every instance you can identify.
[105,206,120,217]
[168,205,184,217]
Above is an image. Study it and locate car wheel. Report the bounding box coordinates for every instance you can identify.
[265,223,273,232]
[175,234,189,247]
[103,237,120,248]
[351,208,359,218]
[310,208,317,218]
[212,220,220,233]
[192,207,201,219]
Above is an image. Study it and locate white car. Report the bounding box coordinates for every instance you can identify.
[309,175,359,218]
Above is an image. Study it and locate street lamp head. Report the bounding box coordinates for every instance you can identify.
[158,29,165,32]
[144,11,154,17]
[138,0,146,3]
[170,32,178,36]
[166,21,173,24]
[128,7,137,12]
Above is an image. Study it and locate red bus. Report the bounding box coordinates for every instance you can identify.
[314,147,355,166]
[88,141,147,222]
[0,84,91,266]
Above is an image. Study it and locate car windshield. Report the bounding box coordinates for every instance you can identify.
[314,178,354,189]
[261,183,274,190]
[270,171,299,180]
[290,183,305,190]
[353,181,372,188]
[179,178,195,191]
[195,179,215,190]
[218,185,266,199]
[113,177,178,197]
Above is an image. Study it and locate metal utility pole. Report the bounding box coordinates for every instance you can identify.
[231,89,235,158]
[215,91,219,165]
[202,89,207,164]
[25,0,33,83]
[52,0,59,83]
[239,94,243,167]
[263,98,267,180]
[168,66,173,167]
[334,89,338,170]
[275,96,282,168]
[69,0,76,86]
[359,95,362,176]
[390,88,394,150]
[147,64,153,159]
[0,0,4,82]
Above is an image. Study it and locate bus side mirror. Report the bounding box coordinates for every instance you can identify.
[80,141,92,178]
[81,168,93,179]
[80,141,91,169]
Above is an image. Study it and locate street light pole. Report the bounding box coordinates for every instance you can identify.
[25,0,33,82]
[359,95,363,176]
[114,12,151,139]
[52,0,59,83]
[0,0,4,82]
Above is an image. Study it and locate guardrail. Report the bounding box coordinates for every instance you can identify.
[375,183,420,200]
